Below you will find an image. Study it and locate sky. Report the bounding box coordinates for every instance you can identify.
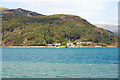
[0,0,119,25]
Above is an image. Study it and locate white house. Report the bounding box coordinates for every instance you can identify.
[47,44,53,46]
[66,40,75,47]
[77,42,85,44]
[53,43,61,46]
[77,41,92,44]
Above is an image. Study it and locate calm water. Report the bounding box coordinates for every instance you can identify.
[2,48,118,78]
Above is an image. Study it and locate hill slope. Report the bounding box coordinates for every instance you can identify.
[2,8,118,46]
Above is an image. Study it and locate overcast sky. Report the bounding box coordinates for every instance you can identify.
[1,0,119,25]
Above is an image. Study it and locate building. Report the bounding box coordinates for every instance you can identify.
[77,42,85,44]
[77,41,92,44]
[66,40,75,47]
[53,43,61,46]
[47,44,53,46]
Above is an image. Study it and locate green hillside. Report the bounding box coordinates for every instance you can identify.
[2,8,118,46]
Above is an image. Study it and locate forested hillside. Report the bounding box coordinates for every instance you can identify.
[1,8,118,46]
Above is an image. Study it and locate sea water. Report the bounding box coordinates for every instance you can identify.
[2,48,118,78]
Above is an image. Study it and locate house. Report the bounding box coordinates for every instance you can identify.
[77,41,92,44]
[53,43,61,46]
[66,40,75,47]
[47,44,53,46]
[77,42,85,44]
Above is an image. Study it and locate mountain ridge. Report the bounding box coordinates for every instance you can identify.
[1,8,45,17]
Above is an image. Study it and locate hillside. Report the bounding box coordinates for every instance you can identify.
[1,8,118,46]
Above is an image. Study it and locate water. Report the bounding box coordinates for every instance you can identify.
[2,48,118,78]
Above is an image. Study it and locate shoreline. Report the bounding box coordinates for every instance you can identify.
[1,46,117,48]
